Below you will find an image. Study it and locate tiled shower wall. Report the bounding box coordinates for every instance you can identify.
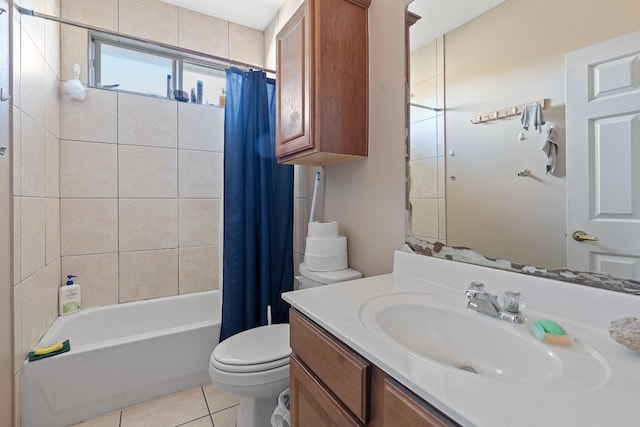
[59,90,224,304]
[12,1,63,424]
[13,0,265,424]
[408,37,446,243]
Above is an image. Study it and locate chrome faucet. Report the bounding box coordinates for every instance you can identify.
[465,282,525,324]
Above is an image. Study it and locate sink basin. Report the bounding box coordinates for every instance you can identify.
[360,293,562,383]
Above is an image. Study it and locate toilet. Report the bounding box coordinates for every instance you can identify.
[209,264,362,427]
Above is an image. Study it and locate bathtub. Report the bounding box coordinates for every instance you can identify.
[22,290,221,427]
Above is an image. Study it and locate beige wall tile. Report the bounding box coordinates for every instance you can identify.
[44,259,62,327]
[118,145,177,198]
[61,88,117,143]
[119,0,178,46]
[119,249,178,302]
[20,28,45,125]
[19,268,48,356]
[437,156,446,198]
[179,150,222,198]
[60,199,118,256]
[118,93,177,148]
[21,1,46,57]
[409,158,438,199]
[179,246,218,294]
[20,113,45,197]
[13,285,22,373]
[229,23,264,67]
[59,25,88,83]
[60,0,118,31]
[119,199,177,251]
[410,117,438,161]
[12,15,21,109]
[263,13,279,71]
[44,1,60,77]
[44,65,60,138]
[177,103,224,152]
[12,107,21,195]
[411,41,437,86]
[13,199,21,286]
[410,198,439,239]
[179,199,219,247]
[45,198,60,264]
[178,8,228,58]
[438,198,447,241]
[14,372,21,427]
[60,140,117,198]
[45,132,59,197]
[411,77,438,122]
[20,197,46,280]
[61,253,119,309]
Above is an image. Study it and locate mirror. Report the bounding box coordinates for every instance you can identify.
[406,0,640,287]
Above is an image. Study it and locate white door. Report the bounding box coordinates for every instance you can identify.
[566,31,640,280]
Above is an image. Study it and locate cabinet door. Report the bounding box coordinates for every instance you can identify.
[383,379,456,427]
[276,2,312,158]
[290,355,364,427]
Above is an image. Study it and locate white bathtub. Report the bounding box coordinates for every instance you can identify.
[22,290,221,427]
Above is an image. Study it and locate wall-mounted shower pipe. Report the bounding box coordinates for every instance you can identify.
[410,102,443,112]
[17,6,276,75]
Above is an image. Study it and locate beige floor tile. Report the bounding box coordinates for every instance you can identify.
[211,406,238,427]
[69,410,121,427]
[120,387,209,427]
[179,415,214,426]
[202,383,240,413]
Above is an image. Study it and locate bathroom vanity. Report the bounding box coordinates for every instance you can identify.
[283,251,640,426]
[290,309,456,426]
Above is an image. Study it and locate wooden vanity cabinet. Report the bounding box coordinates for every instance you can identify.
[275,0,371,165]
[290,309,461,427]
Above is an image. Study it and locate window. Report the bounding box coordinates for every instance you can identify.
[90,32,227,104]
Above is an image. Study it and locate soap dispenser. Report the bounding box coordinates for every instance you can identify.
[59,275,81,316]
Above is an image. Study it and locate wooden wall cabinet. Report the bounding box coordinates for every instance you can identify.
[275,0,371,165]
[289,309,460,426]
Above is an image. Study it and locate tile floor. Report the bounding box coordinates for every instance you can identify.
[69,384,239,427]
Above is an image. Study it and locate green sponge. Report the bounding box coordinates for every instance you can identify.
[28,340,70,362]
[535,320,566,336]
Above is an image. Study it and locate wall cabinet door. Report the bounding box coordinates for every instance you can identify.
[276,0,371,166]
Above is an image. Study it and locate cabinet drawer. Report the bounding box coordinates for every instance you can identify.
[383,378,459,427]
[290,309,371,423]
[290,355,363,427]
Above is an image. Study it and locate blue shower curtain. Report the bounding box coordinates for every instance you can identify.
[220,68,294,341]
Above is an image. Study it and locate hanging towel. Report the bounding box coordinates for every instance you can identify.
[520,103,545,134]
[541,124,558,175]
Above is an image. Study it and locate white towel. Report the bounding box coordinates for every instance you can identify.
[541,125,558,175]
[520,103,545,134]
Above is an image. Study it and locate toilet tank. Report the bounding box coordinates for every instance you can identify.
[298,264,362,289]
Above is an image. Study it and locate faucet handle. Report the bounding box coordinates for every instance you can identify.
[465,282,485,299]
[499,290,525,314]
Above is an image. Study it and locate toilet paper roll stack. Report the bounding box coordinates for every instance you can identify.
[305,221,348,272]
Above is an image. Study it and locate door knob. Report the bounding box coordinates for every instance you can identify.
[572,230,598,242]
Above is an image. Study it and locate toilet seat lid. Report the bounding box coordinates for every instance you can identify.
[213,323,290,366]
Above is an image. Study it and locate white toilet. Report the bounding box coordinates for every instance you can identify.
[208,264,362,427]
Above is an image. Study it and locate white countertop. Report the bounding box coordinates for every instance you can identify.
[283,251,640,427]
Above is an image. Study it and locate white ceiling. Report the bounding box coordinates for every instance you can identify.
[408,0,504,51]
[161,0,504,47]
[160,0,286,30]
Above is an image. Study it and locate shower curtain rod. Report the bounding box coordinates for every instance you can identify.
[17,6,276,75]
[410,102,443,112]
